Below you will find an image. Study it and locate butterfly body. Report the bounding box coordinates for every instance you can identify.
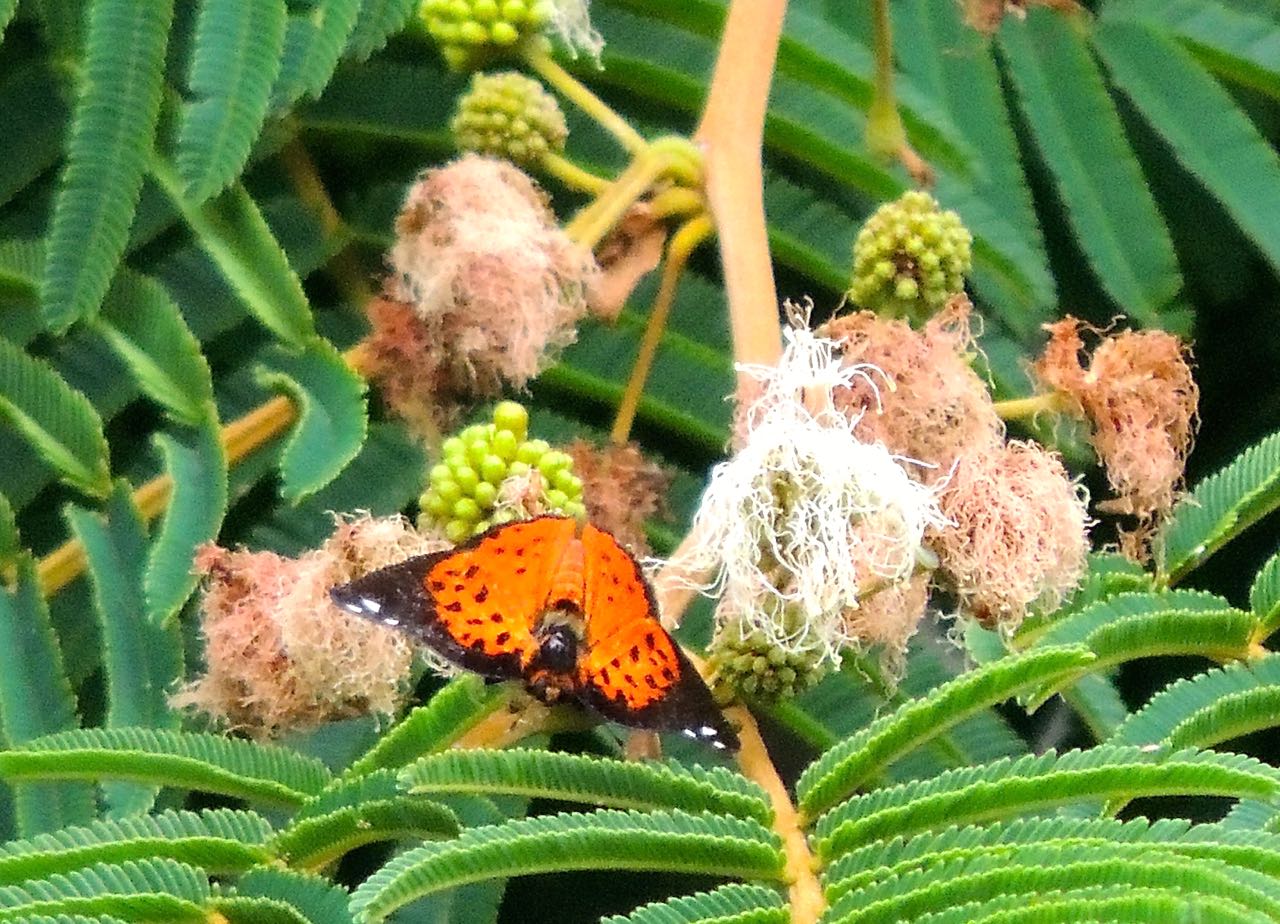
[330,515,738,751]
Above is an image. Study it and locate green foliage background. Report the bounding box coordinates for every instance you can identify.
[3,0,1280,922]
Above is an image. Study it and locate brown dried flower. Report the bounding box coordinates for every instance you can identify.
[1033,318,1198,551]
[367,155,598,433]
[173,515,448,737]
[934,441,1090,628]
[841,571,931,680]
[565,439,671,555]
[821,294,1004,481]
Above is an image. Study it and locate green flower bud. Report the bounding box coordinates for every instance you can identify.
[420,0,559,71]
[707,609,830,703]
[493,399,530,440]
[453,72,567,167]
[848,189,973,322]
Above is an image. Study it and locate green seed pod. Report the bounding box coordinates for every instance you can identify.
[848,189,973,322]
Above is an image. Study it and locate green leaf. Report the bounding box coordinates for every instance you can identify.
[1158,429,1280,582]
[795,646,1096,819]
[0,492,17,569]
[40,0,174,330]
[0,337,110,498]
[231,867,352,924]
[94,271,216,427]
[0,557,95,835]
[0,1,17,43]
[177,0,288,202]
[344,676,507,779]
[0,857,209,922]
[144,420,228,625]
[255,338,368,503]
[602,884,786,924]
[0,809,274,885]
[345,0,416,61]
[1111,653,1280,751]
[0,727,332,808]
[1251,548,1280,641]
[998,9,1184,326]
[1114,0,1280,102]
[0,65,69,211]
[151,158,316,347]
[270,0,363,112]
[65,483,183,816]
[272,769,459,869]
[1095,16,1280,280]
[399,750,772,822]
[811,746,1280,858]
[350,809,785,923]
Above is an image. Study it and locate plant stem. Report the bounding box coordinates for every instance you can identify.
[563,150,670,249]
[611,214,713,444]
[694,0,786,405]
[541,152,611,194]
[36,344,374,597]
[993,391,1067,421]
[525,46,647,154]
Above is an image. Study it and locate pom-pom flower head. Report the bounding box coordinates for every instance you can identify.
[452,71,568,166]
[1033,318,1198,555]
[565,439,671,555]
[934,441,1090,629]
[173,516,449,737]
[680,314,948,689]
[848,190,972,322]
[366,155,597,434]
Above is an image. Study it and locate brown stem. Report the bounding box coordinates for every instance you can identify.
[610,214,713,445]
[694,0,787,402]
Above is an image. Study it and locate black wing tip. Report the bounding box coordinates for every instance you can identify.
[678,718,740,753]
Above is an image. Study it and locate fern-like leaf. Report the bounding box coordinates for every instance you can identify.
[0,727,332,808]
[65,483,183,816]
[1159,429,1280,581]
[0,556,95,835]
[269,0,362,112]
[602,884,786,924]
[143,419,228,625]
[0,809,273,885]
[95,271,216,428]
[0,337,110,498]
[272,769,459,870]
[345,0,415,61]
[344,676,507,778]
[255,338,368,503]
[0,857,210,922]
[796,646,1095,818]
[1111,652,1280,751]
[177,0,288,202]
[349,809,785,922]
[227,867,352,924]
[812,746,1280,857]
[1252,548,1280,642]
[1096,16,1280,279]
[400,750,771,823]
[40,0,174,330]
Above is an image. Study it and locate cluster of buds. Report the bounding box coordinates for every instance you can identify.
[422,0,602,70]
[848,190,972,322]
[418,400,586,541]
[452,71,567,166]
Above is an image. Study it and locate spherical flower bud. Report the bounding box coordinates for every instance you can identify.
[707,606,829,701]
[418,400,586,537]
[848,190,972,321]
[452,71,567,166]
[934,441,1090,629]
[421,0,602,70]
[172,515,450,737]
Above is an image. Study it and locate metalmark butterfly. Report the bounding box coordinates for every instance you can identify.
[330,514,738,751]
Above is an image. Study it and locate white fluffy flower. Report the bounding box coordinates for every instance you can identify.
[677,316,947,666]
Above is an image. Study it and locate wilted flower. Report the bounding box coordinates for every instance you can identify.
[366,155,597,434]
[821,294,1003,482]
[173,515,449,736]
[565,439,671,555]
[934,441,1091,629]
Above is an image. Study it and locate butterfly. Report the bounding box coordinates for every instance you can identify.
[329,514,739,751]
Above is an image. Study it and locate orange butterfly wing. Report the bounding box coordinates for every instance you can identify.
[331,516,576,677]
[576,524,738,751]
